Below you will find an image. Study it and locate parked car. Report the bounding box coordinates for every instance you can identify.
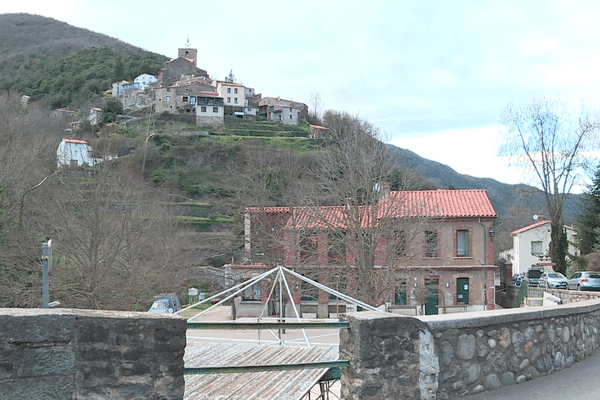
[567,272,600,291]
[148,293,181,313]
[512,273,525,286]
[540,272,567,289]
[525,268,544,286]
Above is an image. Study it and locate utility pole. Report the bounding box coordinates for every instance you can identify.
[42,240,52,308]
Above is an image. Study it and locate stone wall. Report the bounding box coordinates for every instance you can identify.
[340,299,600,399]
[0,308,186,400]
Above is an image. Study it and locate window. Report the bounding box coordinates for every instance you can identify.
[200,106,207,112]
[456,230,469,257]
[290,115,293,119]
[328,232,346,262]
[234,88,238,94]
[394,231,407,257]
[182,96,188,102]
[227,97,231,103]
[329,275,347,300]
[394,280,407,305]
[300,234,318,263]
[242,284,261,301]
[166,96,170,102]
[227,88,231,93]
[234,98,238,104]
[213,107,219,113]
[425,231,438,257]
[301,277,318,301]
[531,241,543,255]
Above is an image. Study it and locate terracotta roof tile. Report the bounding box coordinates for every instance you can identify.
[384,189,496,218]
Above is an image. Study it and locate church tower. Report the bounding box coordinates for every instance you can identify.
[178,39,197,67]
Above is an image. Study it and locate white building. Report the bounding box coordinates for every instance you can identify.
[134,74,158,91]
[509,219,578,274]
[56,138,98,168]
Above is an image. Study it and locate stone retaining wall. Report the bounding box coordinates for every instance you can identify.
[340,299,600,400]
[0,308,187,399]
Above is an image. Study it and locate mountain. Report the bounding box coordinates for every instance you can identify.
[0,13,157,61]
[388,144,582,248]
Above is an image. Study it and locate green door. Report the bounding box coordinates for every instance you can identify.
[425,279,439,315]
[457,278,470,304]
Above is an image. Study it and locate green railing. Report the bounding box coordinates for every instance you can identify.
[184,321,350,376]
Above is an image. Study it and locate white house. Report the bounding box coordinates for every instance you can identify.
[509,219,578,274]
[56,138,98,168]
[134,74,158,91]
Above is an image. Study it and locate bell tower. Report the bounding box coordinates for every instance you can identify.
[178,38,197,67]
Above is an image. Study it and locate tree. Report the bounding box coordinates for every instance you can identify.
[308,92,325,124]
[34,164,189,310]
[575,164,600,255]
[0,92,59,307]
[102,98,123,124]
[500,97,600,274]
[224,70,236,83]
[293,111,430,306]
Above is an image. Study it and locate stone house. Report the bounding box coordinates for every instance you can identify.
[153,76,217,115]
[258,97,309,125]
[309,124,329,138]
[156,47,208,87]
[236,188,497,317]
[88,107,102,125]
[508,218,578,275]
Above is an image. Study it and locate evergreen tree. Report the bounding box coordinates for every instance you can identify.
[575,165,600,254]
[549,221,568,275]
[113,55,125,82]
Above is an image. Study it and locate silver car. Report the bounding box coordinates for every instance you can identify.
[567,271,600,291]
[540,272,567,289]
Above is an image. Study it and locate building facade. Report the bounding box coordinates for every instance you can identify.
[237,189,497,317]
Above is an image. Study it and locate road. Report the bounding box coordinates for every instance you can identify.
[470,349,600,400]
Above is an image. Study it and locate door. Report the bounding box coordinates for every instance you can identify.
[425,278,439,315]
[457,278,470,305]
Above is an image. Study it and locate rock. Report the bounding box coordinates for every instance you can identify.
[442,364,461,382]
[452,381,463,390]
[516,375,527,384]
[456,334,476,361]
[518,358,529,371]
[477,345,489,358]
[525,366,541,380]
[512,331,524,348]
[500,372,515,386]
[439,341,454,366]
[524,327,534,340]
[523,341,533,354]
[476,330,484,338]
[485,374,501,391]
[487,330,497,337]
[488,339,496,349]
[498,328,511,348]
[562,326,570,343]
[464,364,481,385]
[471,385,485,395]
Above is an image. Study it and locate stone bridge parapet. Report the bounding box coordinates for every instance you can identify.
[0,308,186,399]
[340,299,600,399]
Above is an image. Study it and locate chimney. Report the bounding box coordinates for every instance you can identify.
[383,182,391,200]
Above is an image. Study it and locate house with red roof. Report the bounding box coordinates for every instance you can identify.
[56,138,99,168]
[235,187,498,317]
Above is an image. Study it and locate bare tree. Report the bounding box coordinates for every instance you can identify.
[35,164,188,310]
[500,97,600,273]
[0,92,59,307]
[308,92,325,124]
[293,111,432,306]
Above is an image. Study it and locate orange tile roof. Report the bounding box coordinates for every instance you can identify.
[246,190,496,230]
[511,219,575,235]
[62,138,88,144]
[383,189,497,218]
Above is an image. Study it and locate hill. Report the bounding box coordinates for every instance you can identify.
[0,13,167,108]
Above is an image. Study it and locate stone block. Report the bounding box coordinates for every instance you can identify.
[14,345,75,377]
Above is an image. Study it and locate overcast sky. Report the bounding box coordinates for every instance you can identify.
[3,1,600,189]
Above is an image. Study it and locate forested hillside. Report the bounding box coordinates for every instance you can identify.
[0,13,167,108]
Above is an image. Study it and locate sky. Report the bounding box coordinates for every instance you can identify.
[3,1,600,189]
